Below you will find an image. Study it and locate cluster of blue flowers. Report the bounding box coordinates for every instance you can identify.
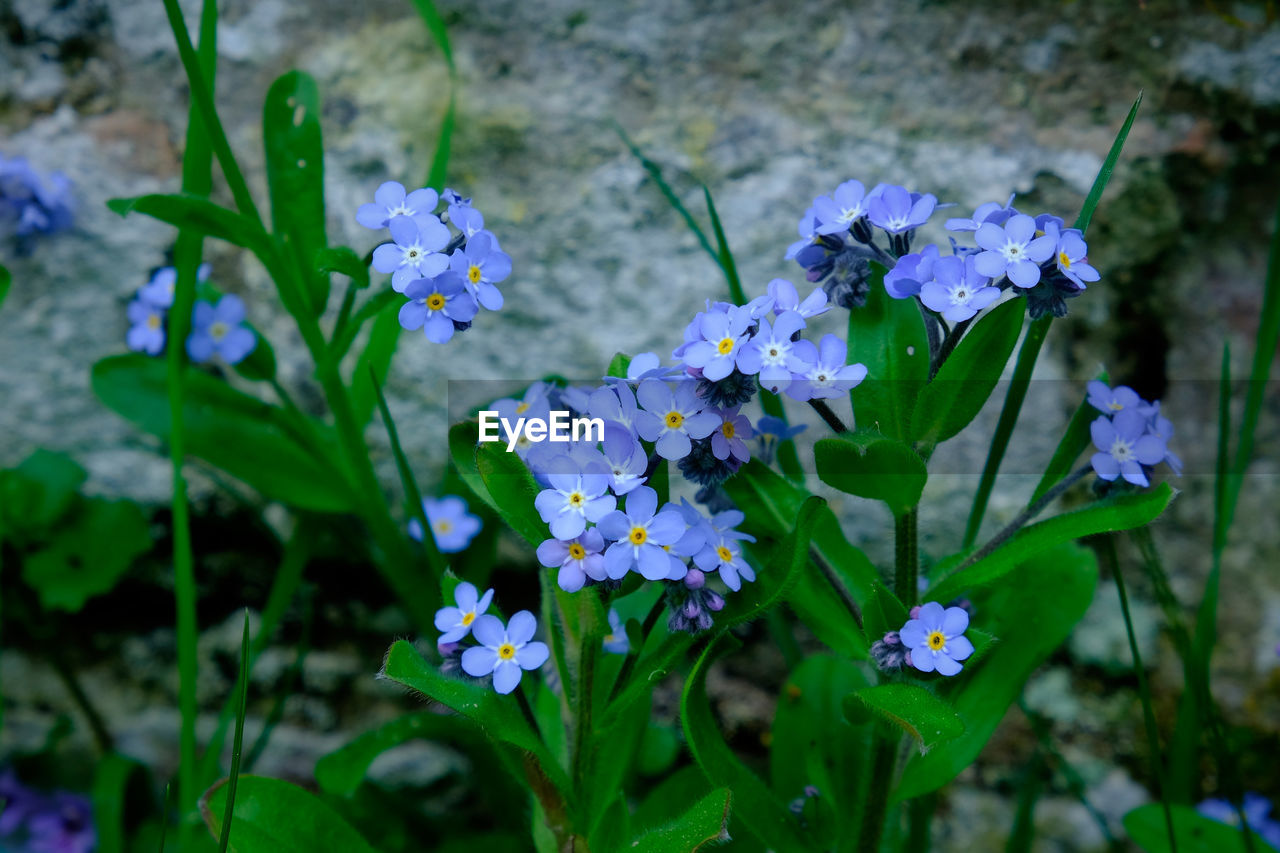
[1198,793,1280,848]
[125,265,258,365]
[407,495,483,553]
[357,183,511,344]
[434,582,549,694]
[1086,380,1181,488]
[0,769,95,853]
[870,601,975,677]
[789,181,1099,319]
[0,153,74,253]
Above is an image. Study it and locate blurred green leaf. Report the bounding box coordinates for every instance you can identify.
[0,263,10,310]
[929,484,1172,602]
[895,542,1098,801]
[408,0,454,71]
[913,297,1024,447]
[848,263,930,442]
[476,441,547,546]
[772,656,873,849]
[844,684,964,755]
[92,354,354,512]
[264,71,329,316]
[22,497,150,611]
[108,194,271,259]
[630,788,732,853]
[1124,803,1279,853]
[814,431,928,516]
[316,712,482,797]
[350,308,402,427]
[91,753,151,853]
[3,449,87,531]
[315,247,370,290]
[199,775,379,853]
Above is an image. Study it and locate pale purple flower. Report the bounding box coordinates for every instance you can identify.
[603,351,683,385]
[945,195,1018,232]
[867,185,937,234]
[537,528,607,593]
[813,180,872,235]
[1143,401,1183,477]
[677,304,753,381]
[461,611,549,694]
[534,459,616,540]
[1087,380,1142,415]
[596,486,687,580]
[920,255,1001,323]
[694,532,755,591]
[589,382,640,438]
[601,424,647,495]
[138,263,210,309]
[736,312,808,394]
[900,601,974,676]
[356,181,440,231]
[974,214,1055,288]
[449,230,510,311]
[785,333,868,402]
[409,495,481,552]
[753,416,806,464]
[434,581,495,643]
[26,792,95,853]
[1090,409,1166,487]
[883,243,941,300]
[767,278,829,319]
[372,215,451,292]
[126,298,166,356]
[602,608,630,655]
[399,272,478,344]
[709,406,753,462]
[186,294,256,364]
[634,379,720,460]
[1048,224,1100,288]
[786,207,824,260]
[444,188,485,237]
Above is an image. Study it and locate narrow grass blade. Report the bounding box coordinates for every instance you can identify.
[0,264,10,312]
[244,592,310,772]
[703,185,745,305]
[369,367,446,579]
[158,781,172,852]
[218,611,252,852]
[1004,749,1046,853]
[613,122,718,265]
[408,0,455,73]
[426,89,456,191]
[964,92,1142,547]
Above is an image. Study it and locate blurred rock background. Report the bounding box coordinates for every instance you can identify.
[1,0,1278,849]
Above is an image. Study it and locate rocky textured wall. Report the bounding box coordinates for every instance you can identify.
[2,0,1279,847]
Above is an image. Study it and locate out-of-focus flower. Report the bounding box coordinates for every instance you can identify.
[186,294,257,365]
[410,496,482,552]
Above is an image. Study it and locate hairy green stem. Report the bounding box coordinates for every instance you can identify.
[808,545,864,629]
[858,725,898,853]
[894,508,919,608]
[808,398,849,434]
[572,595,599,797]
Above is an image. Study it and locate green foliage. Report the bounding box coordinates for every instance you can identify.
[0,263,10,310]
[2,449,87,533]
[847,263,930,442]
[476,441,548,546]
[1031,370,1108,504]
[264,71,329,317]
[90,753,152,853]
[629,788,733,853]
[606,351,632,378]
[913,297,1024,448]
[107,194,271,259]
[813,431,928,516]
[92,354,355,512]
[845,684,965,755]
[895,543,1098,801]
[21,496,150,612]
[314,246,370,290]
[928,484,1173,603]
[1124,803,1280,853]
[316,713,483,797]
[199,775,379,853]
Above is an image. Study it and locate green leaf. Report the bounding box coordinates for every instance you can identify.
[847,263,930,442]
[682,637,811,852]
[894,542,1098,801]
[219,612,251,852]
[380,640,572,800]
[606,352,632,379]
[814,431,928,516]
[1031,370,1108,504]
[408,0,455,71]
[91,753,151,853]
[928,484,1173,602]
[315,246,370,290]
[771,656,872,849]
[350,308,403,427]
[1074,92,1142,234]
[704,186,746,304]
[107,194,271,259]
[316,712,483,797]
[629,788,732,853]
[92,354,354,512]
[0,263,10,311]
[844,684,964,755]
[22,497,150,611]
[1124,803,1280,853]
[912,297,1024,447]
[476,441,547,546]
[449,420,498,515]
[264,71,328,316]
[4,449,87,530]
[724,459,881,657]
[199,775,379,853]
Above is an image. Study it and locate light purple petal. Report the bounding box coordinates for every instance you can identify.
[492,661,522,694]
[942,606,969,636]
[461,646,498,677]
[471,614,505,647]
[519,641,549,670]
[507,610,537,645]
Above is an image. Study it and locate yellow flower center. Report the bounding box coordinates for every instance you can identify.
[468,264,483,284]
[927,631,946,651]
[568,491,584,507]
[497,643,516,660]
[716,546,733,563]
[664,411,684,429]
[629,526,647,545]
[716,337,735,355]
[568,543,586,560]
[461,611,475,626]
[434,519,453,535]
[721,422,735,439]
[146,314,161,330]
[426,293,446,311]
[209,321,229,341]
[1058,251,1071,269]
[516,401,530,414]
[1107,401,1124,411]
